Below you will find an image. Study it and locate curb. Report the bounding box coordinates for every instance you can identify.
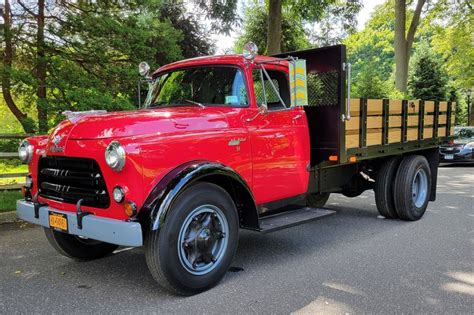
[0,211,19,224]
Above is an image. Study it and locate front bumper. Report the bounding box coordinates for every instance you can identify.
[16,200,143,247]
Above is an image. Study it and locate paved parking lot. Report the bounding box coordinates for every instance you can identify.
[0,165,473,314]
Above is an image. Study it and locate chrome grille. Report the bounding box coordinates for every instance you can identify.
[38,157,110,208]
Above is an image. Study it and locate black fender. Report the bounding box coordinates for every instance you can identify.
[139,161,259,232]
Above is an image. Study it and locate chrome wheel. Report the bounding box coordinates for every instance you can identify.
[177,204,229,276]
[412,168,428,208]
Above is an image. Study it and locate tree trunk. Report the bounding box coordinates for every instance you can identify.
[394,0,426,93]
[1,0,35,133]
[394,0,408,92]
[266,0,282,55]
[36,0,48,133]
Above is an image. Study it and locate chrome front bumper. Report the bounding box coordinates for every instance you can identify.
[16,200,143,247]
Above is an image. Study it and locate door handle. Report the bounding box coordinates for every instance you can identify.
[293,114,303,121]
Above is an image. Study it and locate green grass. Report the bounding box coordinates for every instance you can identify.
[0,161,28,186]
[0,190,22,213]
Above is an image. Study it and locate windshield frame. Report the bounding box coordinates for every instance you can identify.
[144,64,251,109]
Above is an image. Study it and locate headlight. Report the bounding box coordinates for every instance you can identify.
[105,141,126,171]
[112,186,125,203]
[464,142,474,149]
[18,140,33,163]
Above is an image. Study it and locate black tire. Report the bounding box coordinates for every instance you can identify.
[145,182,239,295]
[44,228,118,261]
[306,192,330,208]
[374,156,402,219]
[394,155,431,221]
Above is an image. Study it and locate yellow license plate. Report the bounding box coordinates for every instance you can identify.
[49,211,68,232]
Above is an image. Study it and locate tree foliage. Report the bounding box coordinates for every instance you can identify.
[1,0,219,133]
[408,42,448,101]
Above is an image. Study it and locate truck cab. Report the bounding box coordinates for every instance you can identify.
[16,43,454,295]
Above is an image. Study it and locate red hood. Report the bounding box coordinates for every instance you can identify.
[50,107,230,141]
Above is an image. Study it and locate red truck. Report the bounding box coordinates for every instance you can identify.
[17,44,454,295]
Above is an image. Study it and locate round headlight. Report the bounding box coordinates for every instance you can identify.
[112,186,125,203]
[18,140,33,163]
[105,141,126,171]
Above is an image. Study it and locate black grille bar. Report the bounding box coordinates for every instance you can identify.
[38,157,110,208]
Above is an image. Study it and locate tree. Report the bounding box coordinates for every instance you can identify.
[408,42,448,101]
[265,0,362,54]
[234,5,310,55]
[394,0,426,92]
[1,1,219,132]
[1,0,36,133]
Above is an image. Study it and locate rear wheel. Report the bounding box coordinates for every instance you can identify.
[374,156,402,219]
[145,182,239,295]
[394,155,431,221]
[306,192,330,208]
[44,228,118,261]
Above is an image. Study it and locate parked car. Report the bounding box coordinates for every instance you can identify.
[439,126,474,163]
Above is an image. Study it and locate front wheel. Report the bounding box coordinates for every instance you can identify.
[306,192,330,208]
[44,228,118,261]
[145,182,239,295]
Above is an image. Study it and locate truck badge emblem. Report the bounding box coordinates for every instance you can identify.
[228,138,246,147]
[50,135,64,152]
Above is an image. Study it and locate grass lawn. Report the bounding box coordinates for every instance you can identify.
[0,190,22,213]
[0,162,28,186]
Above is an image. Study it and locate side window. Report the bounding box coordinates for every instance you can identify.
[252,69,290,110]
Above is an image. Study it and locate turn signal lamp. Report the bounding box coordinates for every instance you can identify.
[124,201,137,217]
[329,155,338,161]
[348,156,357,163]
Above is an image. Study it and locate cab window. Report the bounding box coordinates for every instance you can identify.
[252,69,290,110]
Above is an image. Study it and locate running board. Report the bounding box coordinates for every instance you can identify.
[258,207,335,233]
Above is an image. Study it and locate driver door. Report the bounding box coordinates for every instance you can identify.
[245,67,310,205]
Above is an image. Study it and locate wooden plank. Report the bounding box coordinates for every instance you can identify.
[346,117,359,130]
[407,100,420,115]
[0,152,18,158]
[389,116,402,127]
[0,172,27,179]
[451,115,455,123]
[345,116,383,131]
[0,183,23,190]
[438,114,447,125]
[407,115,419,126]
[424,115,434,125]
[439,101,448,112]
[425,101,435,113]
[349,99,360,117]
[367,99,383,116]
[438,127,446,137]
[450,127,455,135]
[423,128,433,139]
[388,129,401,143]
[407,128,418,141]
[345,134,359,148]
[389,100,403,114]
[366,128,382,146]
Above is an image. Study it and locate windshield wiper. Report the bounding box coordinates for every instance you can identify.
[184,99,205,108]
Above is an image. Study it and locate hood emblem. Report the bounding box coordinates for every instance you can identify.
[50,134,65,153]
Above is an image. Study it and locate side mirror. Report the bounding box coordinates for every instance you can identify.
[138,62,150,77]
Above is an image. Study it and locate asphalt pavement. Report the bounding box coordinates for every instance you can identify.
[0,165,473,314]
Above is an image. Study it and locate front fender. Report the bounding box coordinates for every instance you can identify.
[139,161,257,231]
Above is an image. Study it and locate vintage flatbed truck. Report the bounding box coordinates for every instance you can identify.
[16,43,455,295]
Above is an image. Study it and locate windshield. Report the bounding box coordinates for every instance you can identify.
[454,127,474,140]
[144,66,248,108]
